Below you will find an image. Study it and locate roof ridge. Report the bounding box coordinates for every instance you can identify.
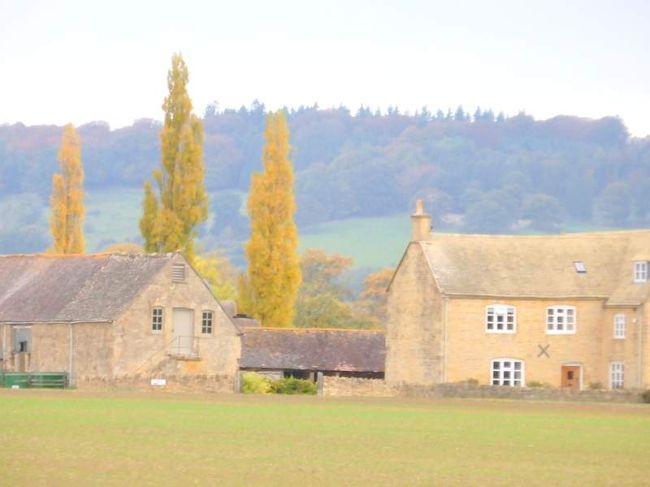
[425,229,650,240]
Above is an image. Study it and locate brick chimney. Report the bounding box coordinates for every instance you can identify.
[411,199,432,241]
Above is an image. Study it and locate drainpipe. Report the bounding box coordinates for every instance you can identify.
[2,324,5,374]
[68,323,75,387]
[638,307,644,389]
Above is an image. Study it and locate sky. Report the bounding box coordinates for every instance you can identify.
[1,0,649,136]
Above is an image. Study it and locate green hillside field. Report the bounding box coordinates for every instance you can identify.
[1,390,649,486]
[81,187,408,269]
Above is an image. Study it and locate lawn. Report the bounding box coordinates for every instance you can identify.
[1,391,649,486]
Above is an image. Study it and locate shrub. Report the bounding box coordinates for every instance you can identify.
[271,377,317,395]
[640,390,650,404]
[241,372,272,394]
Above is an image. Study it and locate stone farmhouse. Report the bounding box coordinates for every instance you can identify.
[0,253,241,389]
[386,200,650,391]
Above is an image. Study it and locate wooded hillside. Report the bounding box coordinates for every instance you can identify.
[1,104,649,256]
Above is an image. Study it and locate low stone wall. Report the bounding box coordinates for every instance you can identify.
[76,374,236,393]
[322,376,395,397]
[323,377,645,403]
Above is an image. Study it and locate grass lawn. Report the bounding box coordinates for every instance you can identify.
[1,391,649,486]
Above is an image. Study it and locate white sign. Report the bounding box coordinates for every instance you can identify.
[150,378,167,386]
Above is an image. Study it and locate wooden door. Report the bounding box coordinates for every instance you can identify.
[561,365,580,390]
[172,308,194,356]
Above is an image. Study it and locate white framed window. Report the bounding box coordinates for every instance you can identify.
[610,362,624,389]
[491,359,524,387]
[201,311,213,335]
[152,307,163,332]
[485,305,516,333]
[546,306,576,334]
[613,314,626,339]
[634,261,648,283]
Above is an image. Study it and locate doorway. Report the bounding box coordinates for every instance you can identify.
[561,365,581,390]
[172,308,194,356]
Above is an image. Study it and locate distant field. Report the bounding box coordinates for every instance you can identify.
[82,187,409,268]
[1,391,649,486]
[79,187,626,268]
[299,213,410,269]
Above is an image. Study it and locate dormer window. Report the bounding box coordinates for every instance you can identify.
[634,261,648,283]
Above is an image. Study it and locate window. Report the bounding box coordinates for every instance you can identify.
[610,362,624,389]
[152,307,163,332]
[491,359,524,386]
[485,305,516,333]
[574,261,586,273]
[14,327,32,353]
[634,262,648,283]
[613,314,626,339]
[201,311,213,335]
[546,306,576,334]
[172,264,186,282]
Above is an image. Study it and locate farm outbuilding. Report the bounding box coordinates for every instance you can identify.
[240,327,385,381]
[0,253,241,389]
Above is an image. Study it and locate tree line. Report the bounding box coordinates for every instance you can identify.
[1,100,648,240]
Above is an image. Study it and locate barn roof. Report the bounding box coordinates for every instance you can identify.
[0,253,174,323]
[415,230,650,306]
[240,328,385,372]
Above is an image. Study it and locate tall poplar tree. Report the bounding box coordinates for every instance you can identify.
[245,111,301,327]
[50,123,84,254]
[140,53,207,261]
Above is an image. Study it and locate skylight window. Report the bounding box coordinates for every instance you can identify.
[574,261,586,273]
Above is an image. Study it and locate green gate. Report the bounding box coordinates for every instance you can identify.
[0,372,68,389]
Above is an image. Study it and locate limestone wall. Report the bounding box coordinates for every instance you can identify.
[76,374,236,393]
[112,254,241,380]
[322,376,644,403]
[386,243,445,385]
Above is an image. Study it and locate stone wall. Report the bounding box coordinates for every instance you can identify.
[77,374,236,393]
[323,376,645,403]
[386,243,445,385]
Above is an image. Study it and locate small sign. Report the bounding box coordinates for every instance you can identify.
[11,385,20,389]
[150,378,167,386]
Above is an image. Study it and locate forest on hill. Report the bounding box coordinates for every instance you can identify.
[1,103,649,259]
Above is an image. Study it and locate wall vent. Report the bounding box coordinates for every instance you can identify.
[172,264,186,282]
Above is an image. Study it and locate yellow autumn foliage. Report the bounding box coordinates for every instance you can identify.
[245,111,301,327]
[49,123,84,254]
[140,53,207,262]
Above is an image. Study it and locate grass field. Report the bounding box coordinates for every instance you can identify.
[78,187,634,268]
[82,187,409,268]
[1,391,649,486]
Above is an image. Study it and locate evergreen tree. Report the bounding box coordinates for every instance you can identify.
[140,53,207,261]
[245,111,301,327]
[50,123,84,253]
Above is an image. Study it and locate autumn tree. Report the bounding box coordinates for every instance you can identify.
[140,53,207,261]
[354,267,395,327]
[50,124,84,253]
[244,111,301,327]
[193,250,238,300]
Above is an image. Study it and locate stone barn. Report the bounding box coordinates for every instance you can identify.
[0,253,241,389]
[240,328,385,381]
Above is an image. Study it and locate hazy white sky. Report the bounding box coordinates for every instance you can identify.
[1,0,649,135]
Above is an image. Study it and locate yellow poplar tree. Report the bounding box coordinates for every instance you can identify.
[245,111,301,327]
[139,53,207,262]
[50,123,84,253]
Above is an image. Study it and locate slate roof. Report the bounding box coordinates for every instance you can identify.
[0,253,174,323]
[240,328,385,372]
[415,230,650,306]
